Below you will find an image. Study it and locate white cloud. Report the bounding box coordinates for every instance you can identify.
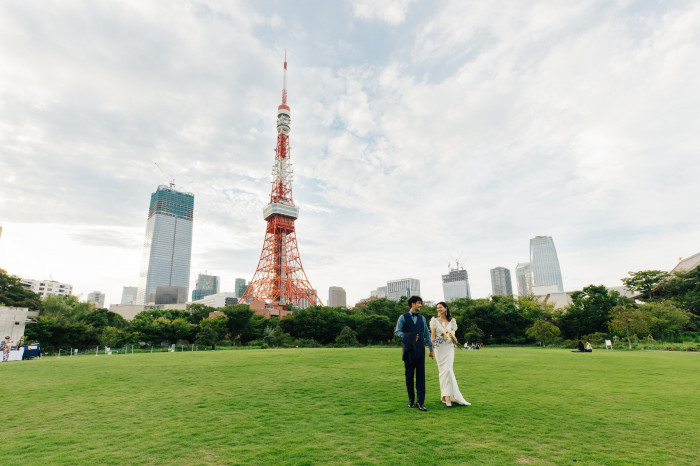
[1,1,699,307]
[349,0,416,25]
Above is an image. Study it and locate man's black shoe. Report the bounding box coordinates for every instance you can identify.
[416,403,427,412]
[408,402,415,408]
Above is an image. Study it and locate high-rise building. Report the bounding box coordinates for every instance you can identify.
[136,185,194,304]
[87,291,106,308]
[490,267,513,296]
[515,263,532,296]
[530,236,564,295]
[21,278,73,299]
[442,267,470,301]
[328,286,347,307]
[192,273,220,301]
[235,278,248,299]
[120,286,138,305]
[388,278,421,302]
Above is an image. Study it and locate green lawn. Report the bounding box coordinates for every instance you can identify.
[3,348,698,464]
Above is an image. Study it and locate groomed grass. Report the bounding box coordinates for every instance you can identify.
[3,348,698,464]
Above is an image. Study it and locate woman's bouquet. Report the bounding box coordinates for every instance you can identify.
[433,331,462,349]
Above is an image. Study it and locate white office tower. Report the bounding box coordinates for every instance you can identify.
[490,267,513,296]
[21,278,73,299]
[370,286,388,299]
[515,263,532,296]
[328,286,347,307]
[387,278,421,301]
[137,185,194,304]
[529,236,564,295]
[442,267,471,301]
[121,286,138,305]
[87,291,106,308]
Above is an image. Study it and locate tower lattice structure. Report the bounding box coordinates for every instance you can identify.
[240,56,323,309]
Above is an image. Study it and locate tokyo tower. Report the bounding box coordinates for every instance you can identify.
[240,56,323,309]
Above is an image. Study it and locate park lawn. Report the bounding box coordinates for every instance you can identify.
[2,347,698,465]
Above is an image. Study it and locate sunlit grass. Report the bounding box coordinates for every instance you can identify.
[3,348,698,464]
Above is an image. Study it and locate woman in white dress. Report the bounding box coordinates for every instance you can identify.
[430,302,470,407]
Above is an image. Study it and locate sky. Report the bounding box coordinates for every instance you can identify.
[1,0,699,308]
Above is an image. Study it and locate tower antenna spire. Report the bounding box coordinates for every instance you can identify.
[282,49,288,105]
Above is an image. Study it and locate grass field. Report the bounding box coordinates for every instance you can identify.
[3,347,698,464]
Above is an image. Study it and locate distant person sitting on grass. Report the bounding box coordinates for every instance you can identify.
[585,341,593,352]
[572,340,585,352]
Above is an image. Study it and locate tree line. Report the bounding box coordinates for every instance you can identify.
[2,266,698,352]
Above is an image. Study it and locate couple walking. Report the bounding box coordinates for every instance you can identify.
[395,296,470,411]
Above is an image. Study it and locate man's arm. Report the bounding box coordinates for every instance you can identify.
[394,314,406,339]
[422,318,434,352]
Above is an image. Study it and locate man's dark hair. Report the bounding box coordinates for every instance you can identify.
[407,295,423,307]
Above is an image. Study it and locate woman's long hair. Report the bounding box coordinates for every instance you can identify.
[437,301,452,321]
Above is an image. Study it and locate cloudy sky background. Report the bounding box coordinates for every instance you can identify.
[1,0,699,307]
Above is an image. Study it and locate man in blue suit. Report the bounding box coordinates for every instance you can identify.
[395,295,434,411]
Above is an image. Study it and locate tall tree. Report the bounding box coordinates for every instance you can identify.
[525,319,561,347]
[622,270,670,300]
[0,268,41,310]
[560,285,619,339]
[609,304,649,349]
[644,301,691,342]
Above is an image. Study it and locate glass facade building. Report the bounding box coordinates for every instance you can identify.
[235,278,248,299]
[515,262,532,296]
[529,236,564,294]
[442,267,471,301]
[137,185,194,304]
[490,267,513,296]
[192,273,220,301]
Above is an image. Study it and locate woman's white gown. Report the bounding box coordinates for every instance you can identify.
[430,317,470,406]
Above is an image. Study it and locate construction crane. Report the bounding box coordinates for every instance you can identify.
[154,162,175,188]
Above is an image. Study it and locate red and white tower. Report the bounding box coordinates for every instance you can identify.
[241,56,323,309]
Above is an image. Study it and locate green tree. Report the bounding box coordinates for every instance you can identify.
[559,285,620,339]
[462,323,485,345]
[609,304,650,349]
[0,268,41,310]
[525,319,561,346]
[622,270,670,300]
[195,316,228,349]
[99,326,133,347]
[335,326,359,346]
[223,306,255,344]
[644,301,691,342]
[656,266,700,319]
[356,314,393,345]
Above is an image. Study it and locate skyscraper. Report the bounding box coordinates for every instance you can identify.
[328,286,347,307]
[490,267,513,296]
[515,263,532,296]
[235,278,248,299]
[442,266,471,301]
[192,273,220,301]
[529,236,564,295]
[137,185,194,304]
